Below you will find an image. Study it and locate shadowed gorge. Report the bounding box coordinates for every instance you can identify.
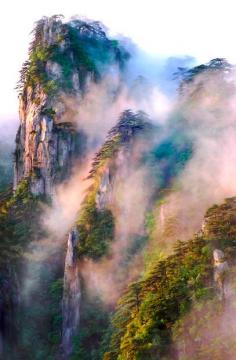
[1,14,236,360]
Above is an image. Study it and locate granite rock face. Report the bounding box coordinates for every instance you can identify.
[13,18,84,195]
[14,86,81,195]
[62,229,80,357]
[96,167,112,210]
[14,15,128,196]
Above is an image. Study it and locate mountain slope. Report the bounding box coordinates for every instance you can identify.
[1,14,236,360]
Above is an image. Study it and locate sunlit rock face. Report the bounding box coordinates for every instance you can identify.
[13,18,83,196]
[14,64,81,196]
[13,16,129,196]
[14,91,80,195]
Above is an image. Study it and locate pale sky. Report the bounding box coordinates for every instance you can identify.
[1,0,236,121]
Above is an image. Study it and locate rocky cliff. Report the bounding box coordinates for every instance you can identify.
[62,229,80,357]
[14,15,128,195]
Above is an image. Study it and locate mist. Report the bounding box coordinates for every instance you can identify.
[36,53,236,309]
[12,20,236,359]
[0,117,18,191]
[80,138,157,304]
[151,67,236,250]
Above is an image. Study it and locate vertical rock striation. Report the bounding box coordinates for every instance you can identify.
[14,15,128,196]
[14,17,82,196]
[14,90,81,195]
[62,229,80,357]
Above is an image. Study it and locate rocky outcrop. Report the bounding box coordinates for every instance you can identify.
[14,16,128,196]
[62,229,80,357]
[14,26,82,195]
[14,88,81,195]
[95,167,112,210]
[213,249,229,301]
[14,17,84,195]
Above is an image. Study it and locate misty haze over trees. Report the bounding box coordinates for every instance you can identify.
[1,15,236,360]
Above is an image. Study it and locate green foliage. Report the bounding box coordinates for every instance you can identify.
[171,285,236,360]
[106,237,213,360]
[89,110,151,177]
[145,212,156,234]
[105,196,236,360]
[147,129,192,187]
[19,44,60,96]
[174,58,232,91]
[76,190,114,259]
[89,133,121,177]
[17,16,129,96]
[77,110,152,260]
[0,180,56,359]
[203,197,236,246]
[173,58,236,109]
[40,106,56,117]
[48,278,64,347]
[72,294,112,360]
[0,180,44,262]
[18,268,64,360]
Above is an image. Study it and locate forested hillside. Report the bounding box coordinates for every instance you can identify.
[0,15,236,360]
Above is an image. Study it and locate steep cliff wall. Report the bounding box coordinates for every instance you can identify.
[14,15,128,195]
[62,229,80,356]
[14,94,81,195]
[15,17,78,195]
